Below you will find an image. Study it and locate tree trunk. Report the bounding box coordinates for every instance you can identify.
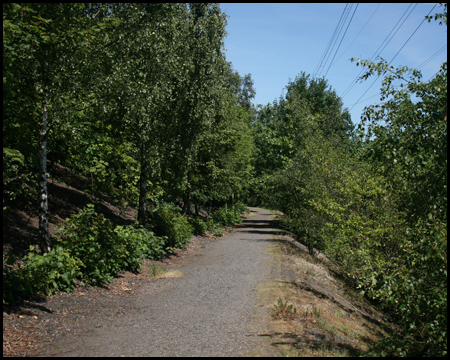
[184,191,192,216]
[138,140,148,227]
[38,92,51,253]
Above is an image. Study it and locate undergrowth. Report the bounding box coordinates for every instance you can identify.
[3,201,248,305]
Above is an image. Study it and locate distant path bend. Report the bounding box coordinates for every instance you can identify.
[43,207,283,357]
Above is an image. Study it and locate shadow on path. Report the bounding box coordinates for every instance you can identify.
[236,218,287,236]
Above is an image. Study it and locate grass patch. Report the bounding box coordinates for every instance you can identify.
[149,262,167,277]
[148,262,183,279]
[159,270,183,278]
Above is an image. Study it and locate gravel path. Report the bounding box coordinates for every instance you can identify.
[42,207,282,357]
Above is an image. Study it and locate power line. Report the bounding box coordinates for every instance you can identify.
[324,3,359,78]
[341,3,416,99]
[349,76,380,111]
[417,45,447,70]
[315,4,349,77]
[389,4,437,63]
[313,4,349,78]
[374,4,417,61]
[320,4,352,77]
[347,92,381,107]
[427,69,443,82]
[386,44,447,90]
[349,4,439,111]
[335,3,381,63]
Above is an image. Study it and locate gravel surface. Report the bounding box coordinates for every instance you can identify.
[38,207,282,357]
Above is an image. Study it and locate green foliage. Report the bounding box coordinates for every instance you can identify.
[250,72,354,209]
[56,204,124,285]
[367,219,447,357]
[114,225,167,263]
[188,216,209,235]
[355,59,447,223]
[3,245,82,304]
[211,204,244,227]
[210,227,224,237]
[180,74,256,211]
[253,13,446,352]
[3,147,35,210]
[211,207,240,227]
[151,202,193,250]
[351,52,447,356]
[3,253,34,304]
[233,200,249,215]
[56,204,165,286]
[21,245,83,296]
[3,205,169,304]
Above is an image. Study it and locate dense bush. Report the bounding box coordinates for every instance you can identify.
[367,219,447,356]
[232,201,249,215]
[3,245,82,304]
[3,204,171,304]
[152,202,193,250]
[57,204,168,286]
[21,245,83,295]
[57,204,129,285]
[210,203,244,227]
[114,225,167,262]
[188,216,209,235]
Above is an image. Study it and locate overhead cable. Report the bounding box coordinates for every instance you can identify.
[341,3,416,99]
[313,4,349,78]
[335,3,381,62]
[389,4,437,63]
[324,3,359,77]
[349,4,439,111]
[320,4,352,77]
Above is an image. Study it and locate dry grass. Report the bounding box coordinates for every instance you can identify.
[251,240,392,357]
[148,261,183,279]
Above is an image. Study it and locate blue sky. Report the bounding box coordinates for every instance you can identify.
[220,3,447,125]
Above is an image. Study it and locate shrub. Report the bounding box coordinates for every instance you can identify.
[233,201,249,215]
[3,205,171,304]
[3,147,36,210]
[188,216,209,235]
[21,245,83,296]
[366,219,447,357]
[114,225,167,262]
[3,245,82,303]
[57,204,134,286]
[152,202,193,249]
[211,205,242,227]
[3,253,33,304]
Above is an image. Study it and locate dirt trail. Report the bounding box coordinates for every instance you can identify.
[37,207,282,357]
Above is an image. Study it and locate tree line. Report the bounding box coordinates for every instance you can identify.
[3,3,447,357]
[3,3,256,251]
[248,5,446,355]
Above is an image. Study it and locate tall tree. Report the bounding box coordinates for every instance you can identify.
[3,3,117,252]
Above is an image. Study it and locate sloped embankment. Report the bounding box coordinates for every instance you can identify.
[248,213,394,357]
